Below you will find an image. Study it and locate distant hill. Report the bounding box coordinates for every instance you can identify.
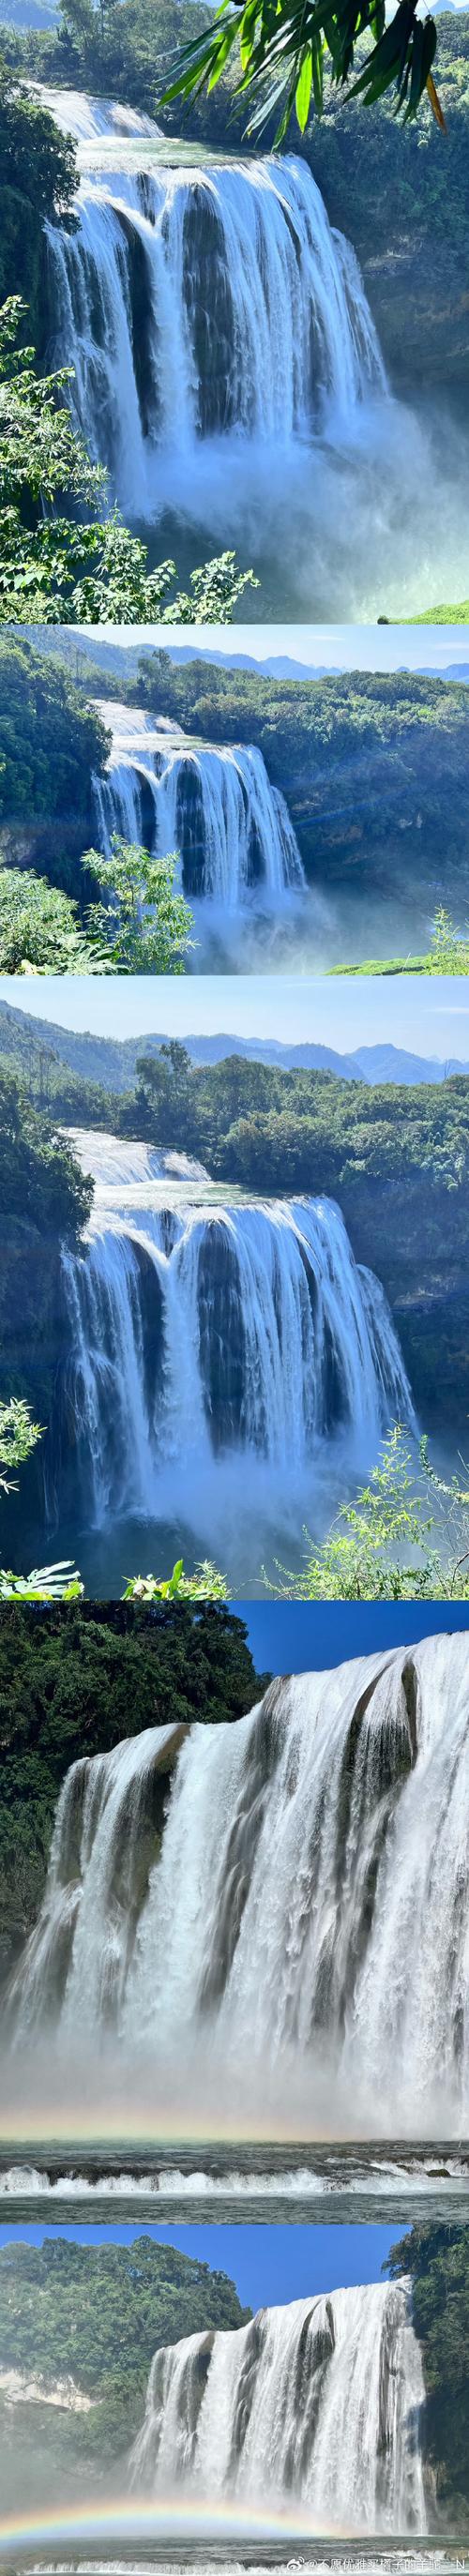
[15,634,469,688]
[0,1001,468,1096]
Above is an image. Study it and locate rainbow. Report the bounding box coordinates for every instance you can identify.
[0,2496,345,2558]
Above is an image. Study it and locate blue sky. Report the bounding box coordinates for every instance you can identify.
[73,622,469,671]
[2,974,469,1059]
[234,1600,469,1675]
[0,2224,405,2308]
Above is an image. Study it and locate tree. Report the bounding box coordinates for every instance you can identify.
[0,1397,83,1605]
[83,836,196,972]
[273,1425,469,1601]
[0,1395,42,1496]
[0,64,76,217]
[0,2236,251,2471]
[160,0,445,148]
[0,298,255,624]
[0,1597,267,1952]
[0,865,112,973]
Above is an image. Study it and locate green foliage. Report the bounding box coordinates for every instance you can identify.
[0,1062,92,1241]
[0,1067,93,1499]
[83,835,196,972]
[414,604,469,624]
[385,2227,469,2522]
[0,66,77,344]
[330,909,469,978]
[0,301,254,625]
[159,0,442,145]
[0,1598,265,1951]
[123,1558,229,1598]
[0,865,113,972]
[0,1561,83,1598]
[273,1425,469,1600]
[0,2236,251,2467]
[0,1396,42,1496]
[0,64,76,217]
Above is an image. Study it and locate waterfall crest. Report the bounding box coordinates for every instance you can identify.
[92,702,306,909]
[36,86,162,140]
[8,1632,469,2129]
[129,2280,427,2532]
[44,153,386,503]
[59,1183,413,1523]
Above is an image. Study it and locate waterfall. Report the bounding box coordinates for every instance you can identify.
[8,1631,469,2132]
[44,150,386,505]
[129,2281,427,2533]
[35,86,162,140]
[57,1167,413,1524]
[63,1130,210,1185]
[92,702,306,909]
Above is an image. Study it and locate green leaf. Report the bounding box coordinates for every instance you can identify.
[295,46,312,123]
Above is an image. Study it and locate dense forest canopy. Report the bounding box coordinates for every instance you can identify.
[0,1601,266,1967]
[0,2234,251,2469]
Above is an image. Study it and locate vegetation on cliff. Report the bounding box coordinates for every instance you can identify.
[0,67,76,350]
[0,2234,251,2471]
[0,300,252,626]
[386,2225,469,2525]
[0,1600,265,1965]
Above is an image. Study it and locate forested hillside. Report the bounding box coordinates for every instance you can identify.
[0,2235,250,2478]
[0,640,110,906]
[0,1601,265,1978]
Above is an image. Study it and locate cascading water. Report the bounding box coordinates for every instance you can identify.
[57,1144,413,1525]
[38,88,469,616]
[44,148,386,507]
[92,701,306,909]
[129,2281,427,2532]
[34,86,162,141]
[8,1631,469,2132]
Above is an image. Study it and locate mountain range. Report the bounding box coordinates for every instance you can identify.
[0,1002,467,1093]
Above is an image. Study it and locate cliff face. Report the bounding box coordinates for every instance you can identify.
[339,1173,469,1432]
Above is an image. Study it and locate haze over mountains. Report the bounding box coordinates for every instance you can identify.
[26,633,469,686]
[1,1002,468,1094]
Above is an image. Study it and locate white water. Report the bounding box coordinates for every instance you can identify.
[38,89,469,614]
[43,143,386,521]
[92,701,306,911]
[1,2154,467,2205]
[58,1140,413,1527]
[130,2282,427,2534]
[8,1633,469,2132]
[65,1129,210,1185]
[35,87,161,140]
